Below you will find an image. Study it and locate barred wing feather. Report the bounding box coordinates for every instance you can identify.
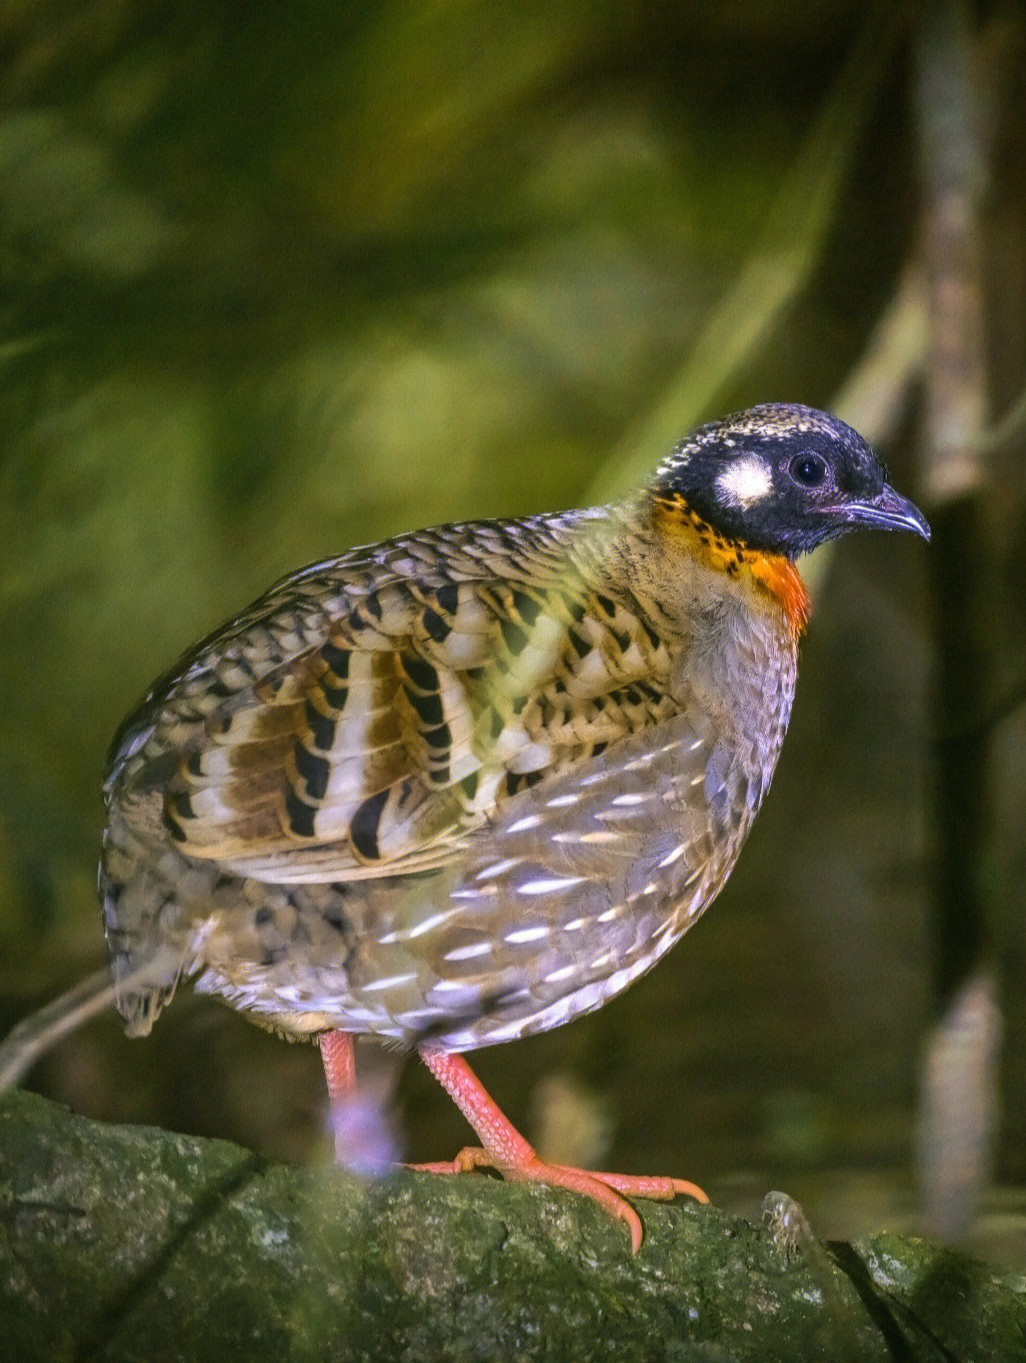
[106,515,678,886]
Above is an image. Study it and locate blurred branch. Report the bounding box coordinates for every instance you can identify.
[800,262,929,594]
[830,264,928,447]
[0,969,117,1092]
[2,1089,1023,1363]
[940,664,1026,747]
[914,0,1001,1244]
[977,383,1026,456]
[917,6,989,503]
[592,1,905,500]
[970,2,1026,166]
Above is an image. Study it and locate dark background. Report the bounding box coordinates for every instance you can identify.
[2,1,1024,1262]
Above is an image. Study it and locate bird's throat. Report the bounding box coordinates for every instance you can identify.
[649,493,810,637]
[745,553,810,636]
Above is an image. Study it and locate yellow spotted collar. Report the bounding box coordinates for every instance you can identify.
[650,492,810,637]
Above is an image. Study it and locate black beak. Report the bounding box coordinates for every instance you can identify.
[832,483,931,541]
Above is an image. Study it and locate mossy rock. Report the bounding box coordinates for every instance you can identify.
[1,1089,1023,1361]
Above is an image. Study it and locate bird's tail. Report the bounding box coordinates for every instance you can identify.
[100,807,192,1036]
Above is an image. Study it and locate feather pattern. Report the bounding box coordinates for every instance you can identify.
[101,497,799,1046]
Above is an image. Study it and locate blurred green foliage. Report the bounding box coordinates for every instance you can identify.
[2,0,1023,1257]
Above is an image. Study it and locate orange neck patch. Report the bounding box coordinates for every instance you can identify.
[650,493,810,637]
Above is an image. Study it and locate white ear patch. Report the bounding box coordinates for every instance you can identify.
[715,455,773,508]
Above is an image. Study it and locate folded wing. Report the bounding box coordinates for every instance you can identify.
[107,517,679,886]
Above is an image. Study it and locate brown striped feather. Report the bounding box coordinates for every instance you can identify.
[110,514,684,888]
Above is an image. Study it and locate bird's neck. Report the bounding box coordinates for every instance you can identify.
[646,492,810,637]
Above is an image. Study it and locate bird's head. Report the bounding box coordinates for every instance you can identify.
[649,404,930,559]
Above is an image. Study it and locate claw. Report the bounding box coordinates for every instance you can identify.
[372,1049,709,1252]
[406,1144,707,1254]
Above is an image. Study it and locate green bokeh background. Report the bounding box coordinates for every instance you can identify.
[2,1,1024,1257]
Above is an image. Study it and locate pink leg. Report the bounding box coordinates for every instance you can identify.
[319,1030,398,1173]
[409,1049,708,1254]
[318,1029,356,1103]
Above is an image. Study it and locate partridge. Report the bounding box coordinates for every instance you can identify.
[100,403,929,1250]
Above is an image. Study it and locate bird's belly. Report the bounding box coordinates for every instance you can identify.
[192,704,776,1049]
[192,848,729,1049]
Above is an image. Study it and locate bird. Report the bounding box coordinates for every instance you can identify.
[98,403,929,1252]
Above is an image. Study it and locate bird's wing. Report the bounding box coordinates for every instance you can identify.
[108,516,678,884]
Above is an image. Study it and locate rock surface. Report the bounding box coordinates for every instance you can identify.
[1,1089,1024,1361]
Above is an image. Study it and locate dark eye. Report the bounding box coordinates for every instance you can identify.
[790,453,827,487]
